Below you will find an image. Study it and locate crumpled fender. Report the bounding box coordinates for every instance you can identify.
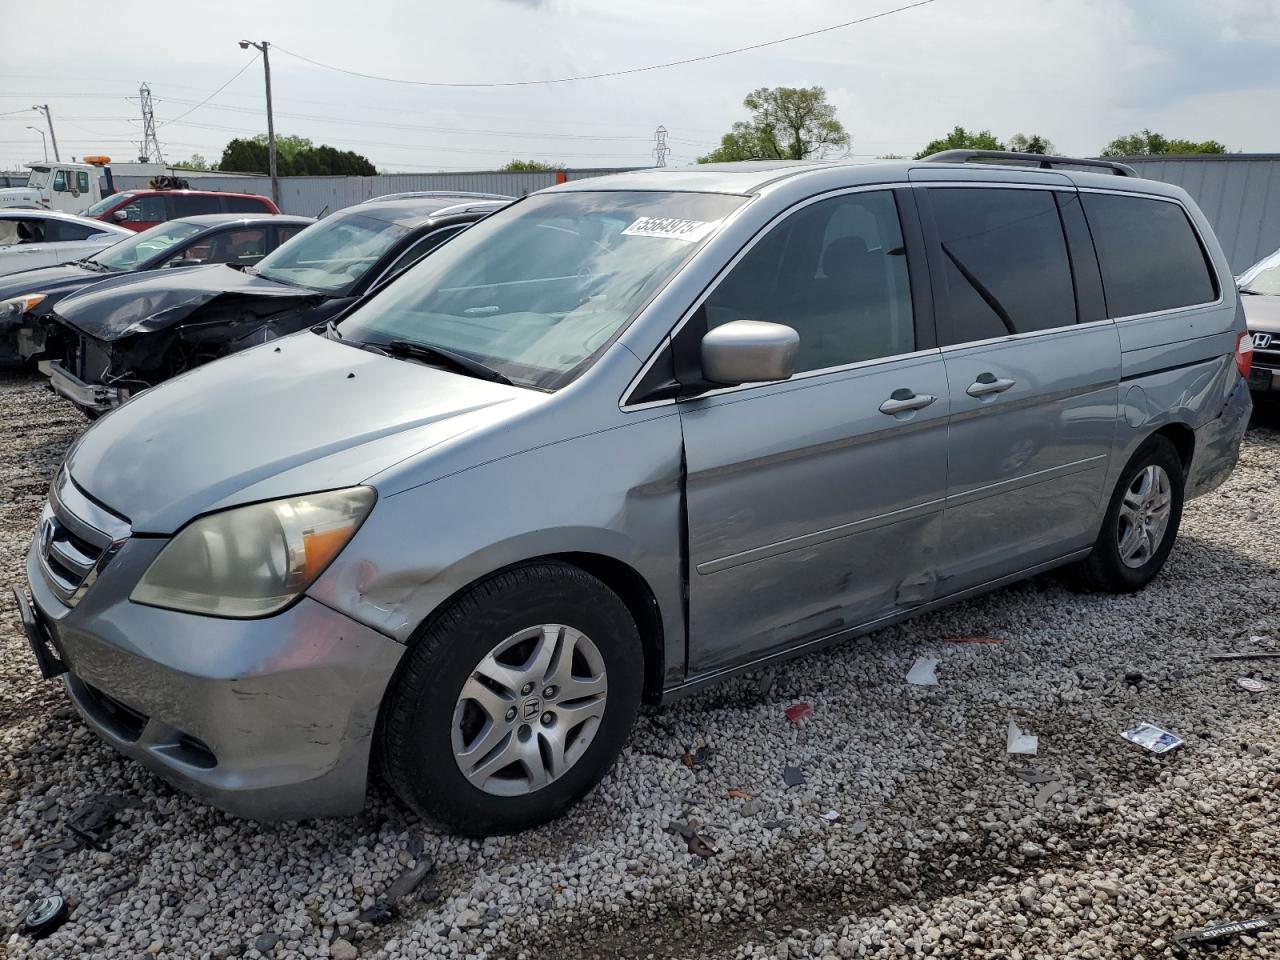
[52,264,324,341]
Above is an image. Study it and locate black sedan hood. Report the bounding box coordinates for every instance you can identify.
[53,264,326,342]
[0,263,116,303]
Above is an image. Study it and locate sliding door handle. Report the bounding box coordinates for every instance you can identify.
[966,373,1016,398]
[879,390,938,415]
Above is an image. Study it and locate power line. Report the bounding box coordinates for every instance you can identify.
[158,56,258,128]
[271,0,941,87]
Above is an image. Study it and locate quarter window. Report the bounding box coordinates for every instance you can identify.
[929,187,1077,345]
[1080,192,1217,318]
[172,195,222,217]
[703,190,915,373]
[224,195,272,213]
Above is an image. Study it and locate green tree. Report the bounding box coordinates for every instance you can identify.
[172,153,211,171]
[699,86,850,163]
[1100,129,1227,157]
[1007,133,1055,155]
[218,136,377,176]
[502,159,559,171]
[914,126,1005,159]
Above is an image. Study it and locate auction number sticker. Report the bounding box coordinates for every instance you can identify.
[622,217,721,243]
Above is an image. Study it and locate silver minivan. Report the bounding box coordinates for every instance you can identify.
[18,153,1252,835]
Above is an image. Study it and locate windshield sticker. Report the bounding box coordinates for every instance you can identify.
[621,217,720,243]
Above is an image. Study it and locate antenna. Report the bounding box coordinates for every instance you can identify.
[138,83,164,163]
[652,125,670,168]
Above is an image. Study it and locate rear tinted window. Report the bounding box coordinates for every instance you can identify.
[172,195,222,217]
[930,187,1077,344]
[1081,192,1217,317]
[224,195,272,213]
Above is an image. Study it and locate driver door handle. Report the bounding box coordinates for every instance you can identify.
[966,373,1016,398]
[879,390,938,415]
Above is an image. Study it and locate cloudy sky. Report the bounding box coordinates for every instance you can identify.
[2,0,1277,173]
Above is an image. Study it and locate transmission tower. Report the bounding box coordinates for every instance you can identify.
[138,83,164,163]
[652,125,670,167]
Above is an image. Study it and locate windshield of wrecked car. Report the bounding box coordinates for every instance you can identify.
[85,192,131,217]
[336,190,746,389]
[27,168,51,190]
[254,212,408,294]
[1240,252,1280,296]
[90,221,205,271]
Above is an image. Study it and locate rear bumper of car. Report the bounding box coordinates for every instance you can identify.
[25,532,405,820]
[1187,376,1252,501]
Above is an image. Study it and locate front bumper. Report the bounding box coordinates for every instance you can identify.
[1248,362,1280,395]
[43,359,123,414]
[25,533,405,820]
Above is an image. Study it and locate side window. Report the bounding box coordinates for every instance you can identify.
[172,195,222,217]
[275,224,307,246]
[75,171,90,194]
[43,221,98,242]
[1080,192,1217,318]
[378,227,464,284]
[929,187,1077,345]
[121,195,168,222]
[0,220,19,246]
[52,170,68,192]
[703,190,915,373]
[224,195,272,213]
[206,227,269,265]
[14,218,46,243]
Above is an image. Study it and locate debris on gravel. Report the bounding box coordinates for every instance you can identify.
[1,374,1278,960]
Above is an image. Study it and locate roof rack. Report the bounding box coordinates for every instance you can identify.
[921,149,1137,177]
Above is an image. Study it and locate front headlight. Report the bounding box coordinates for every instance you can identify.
[0,294,46,325]
[130,487,376,617]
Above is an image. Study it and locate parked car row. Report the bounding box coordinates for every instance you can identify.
[13,155,1253,837]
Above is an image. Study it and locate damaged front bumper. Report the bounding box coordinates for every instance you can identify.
[43,359,125,414]
[25,517,405,820]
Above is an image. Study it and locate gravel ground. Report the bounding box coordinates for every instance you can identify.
[1,371,1278,960]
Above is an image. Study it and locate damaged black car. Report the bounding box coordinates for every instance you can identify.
[40,195,509,416]
[0,213,313,363]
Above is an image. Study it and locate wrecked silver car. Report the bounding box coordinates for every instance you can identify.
[40,196,507,415]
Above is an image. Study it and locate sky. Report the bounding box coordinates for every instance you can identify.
[2,0,1278,173]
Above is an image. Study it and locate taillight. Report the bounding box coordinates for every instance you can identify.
[1236,332,1254,378]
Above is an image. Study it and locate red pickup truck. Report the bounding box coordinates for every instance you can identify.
[84,189,279,232]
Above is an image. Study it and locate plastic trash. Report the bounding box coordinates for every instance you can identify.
[1171,913,1280,950]
[1121,722,1183,754]
[906,657,940,686]
[1237,677,1270,693]
[782,765,805,787]
[1006,719,1039,755]
[784,702,813,723]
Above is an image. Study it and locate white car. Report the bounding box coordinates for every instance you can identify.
[0,210,132,278]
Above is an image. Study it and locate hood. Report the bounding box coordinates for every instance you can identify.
[54,264,324,342]
[0,263,113,303]
[1242,292,1280,335]
[0,188,41,208]
[67,330,539,534]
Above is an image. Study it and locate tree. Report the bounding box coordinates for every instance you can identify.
[502,159,559,171]
[699,87,850,163]
[1100,129,1227,157]
[914,126,1005,159]
[218,136,377,176]
[172,154,211,171]
[1007,133,1055,155]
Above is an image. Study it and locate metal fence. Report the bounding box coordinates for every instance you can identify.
[111,168,640,218]
[1123,155,1280,273]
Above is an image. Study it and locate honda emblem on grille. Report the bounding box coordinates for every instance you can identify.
[1254,332,1273,350]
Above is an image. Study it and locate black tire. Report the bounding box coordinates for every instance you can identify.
[1067,435,1185,593]
[378,562,643,836]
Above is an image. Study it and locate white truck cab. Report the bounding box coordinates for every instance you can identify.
[0,158,113,214]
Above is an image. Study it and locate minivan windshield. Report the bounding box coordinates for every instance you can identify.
[254,211,406,294]
[90,220,205,271]
[337,190,745,389]
[85,192,132,217]
[1240,252,1280,296]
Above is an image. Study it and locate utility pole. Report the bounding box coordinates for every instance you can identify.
[137,83,164,163]
[652,125,670,168]
[238,40,279,206]
[32,104,59,162]
[26,126,47,161]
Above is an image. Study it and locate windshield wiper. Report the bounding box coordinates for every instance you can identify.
[379,338,514,385]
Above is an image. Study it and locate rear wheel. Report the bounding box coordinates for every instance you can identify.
[1067,435,1184,593]
[378,562,643,835]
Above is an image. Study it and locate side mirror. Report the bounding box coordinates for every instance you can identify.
[112,210,129,222]
[701,319,799,386]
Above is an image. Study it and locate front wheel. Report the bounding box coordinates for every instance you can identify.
[378,562,643,835]
[1067,435,1185,593]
